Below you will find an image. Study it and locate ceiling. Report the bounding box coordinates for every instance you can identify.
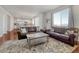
[1,5,60,19]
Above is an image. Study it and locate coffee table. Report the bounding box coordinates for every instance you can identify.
[27,32,49,49]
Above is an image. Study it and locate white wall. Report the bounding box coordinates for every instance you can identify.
[0,6,14,36]
[72,6,79,28]
[39,14,44,29]
[32,14,44,29]
[43,11,52,29]
[0,14,4,36]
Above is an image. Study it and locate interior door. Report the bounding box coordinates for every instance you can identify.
[3,15,10,40]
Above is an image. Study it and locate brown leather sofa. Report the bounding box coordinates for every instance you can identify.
[41,28,75,46]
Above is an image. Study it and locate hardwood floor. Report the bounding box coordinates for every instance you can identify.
[72,42,79,53]
[0,29,18,45]
[72,46,79,53]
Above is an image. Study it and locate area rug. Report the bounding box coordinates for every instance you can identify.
[0,37,73,53]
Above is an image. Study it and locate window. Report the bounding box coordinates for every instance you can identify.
[32,16,40,26]
[53,8,69,27]
[34,17,40,26]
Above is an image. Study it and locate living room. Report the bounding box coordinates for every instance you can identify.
[0,5,79,53]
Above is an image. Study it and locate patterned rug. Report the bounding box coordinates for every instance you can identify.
[0,37,73,53]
